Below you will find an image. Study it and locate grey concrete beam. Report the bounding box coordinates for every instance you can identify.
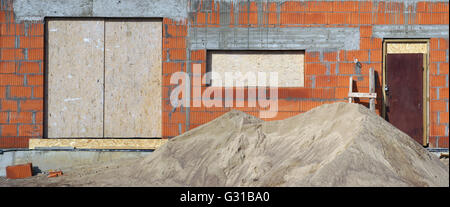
[13,0,188,22]
[372,25,449,39]
[190,27,360,51]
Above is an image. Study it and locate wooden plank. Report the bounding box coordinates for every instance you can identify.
[348,92,377,98]
[104,20,162,138]
[29,138,168,150]
[369,68,375,111]
[47,20,104,138]
[348,76,353,103]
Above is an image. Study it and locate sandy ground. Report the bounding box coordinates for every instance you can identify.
[1,103,448,187]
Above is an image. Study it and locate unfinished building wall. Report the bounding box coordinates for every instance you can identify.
[0,0,449,149]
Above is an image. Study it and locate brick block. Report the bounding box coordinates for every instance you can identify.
[440,112,449,124]
[33,86,44,98]
[9,112,33,124]
[18,62,40,73]
[6,163,32,179]
[1,100,18,111]
[191,50,206,61]
[19,124,42,137]
[0,74,24,85]
[26,74,43,86]
[1,49,24,60]
[305,63,327,75]
[20,100,43,111]
[323,51,337,62]
[0,62,16,73]
[28,49,44,61]
[28,23,44,36]
[10,86,32,98]
[1,124,17,136]
[0,36,15,48]
[430,50,446,62]
[440,88,449,99]
[438,136,449,148]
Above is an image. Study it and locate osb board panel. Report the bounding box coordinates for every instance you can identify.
[210,53,304,87]
[47,20,104,138]
[104,21,162,138]
[29,139,167,150]
[387,43,428,54]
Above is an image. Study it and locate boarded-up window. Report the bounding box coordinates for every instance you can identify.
[47,19,162,138]
[207,51,304,87]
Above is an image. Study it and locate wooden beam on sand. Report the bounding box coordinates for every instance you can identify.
[29,139,168,150]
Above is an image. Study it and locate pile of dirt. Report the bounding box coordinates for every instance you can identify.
[132,102,448,187]
[1,102,448,187]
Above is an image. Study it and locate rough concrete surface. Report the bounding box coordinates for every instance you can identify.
[1,103,448,187]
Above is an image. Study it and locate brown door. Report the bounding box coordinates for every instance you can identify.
[386,53,424,145]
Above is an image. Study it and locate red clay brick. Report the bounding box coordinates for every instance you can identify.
[1,124,17,136]
[6,163,32,179]
[9,112,33,124]
[430,38,440,50]
[360,26,372,38]
[18,124,42,137]
[0,74,24,85]
[168,49,186,60]
[430,50,446,62]
[19,36,44,48]
[439,38,448,50]
[438,136,449,148]
[0,112,7,123]
[9,86,32,98]
[191,50,206,61]
[1,49,24,60]
[0,23,24,36]
[33,86,44,98]
[28,49,44,60]
[440,63,449,74]
[430,125,446,136]
[18,62,40,74]
[440,88,449,99]
[0,36,15,48]
[431,100,447,112]
[305,52,320,62]
[20,100,43,111]
[28,23,44,36]
[305,63,327,75]
[0,62,16,73]
[440,112,449,124]
[26,75,43,86]
[323,51,337,62]
[430,75,446,87]
[344,50,369,62]
[1,100,18,111]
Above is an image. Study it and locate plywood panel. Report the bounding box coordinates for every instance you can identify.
[210,52,304,87]
[29,138,167,150]
[104,21,162,137]
[47,20,104,138]
[387,43,428,54]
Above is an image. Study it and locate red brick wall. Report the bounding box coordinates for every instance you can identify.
[0,1,44,148]
[161,0,449,149]
[1,0,448,149]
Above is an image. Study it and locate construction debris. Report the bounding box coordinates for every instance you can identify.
[6,163,33,179]
[47,171,63,178]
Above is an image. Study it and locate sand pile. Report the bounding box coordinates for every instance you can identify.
[1,102,447,187]
[132,102,448,187]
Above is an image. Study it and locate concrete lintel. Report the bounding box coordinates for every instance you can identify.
[372,25,450,39]
[13,0,188,22]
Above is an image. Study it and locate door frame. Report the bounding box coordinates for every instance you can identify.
[382,39,430,146]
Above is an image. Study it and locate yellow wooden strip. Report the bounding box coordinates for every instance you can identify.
[29,139,168,150]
